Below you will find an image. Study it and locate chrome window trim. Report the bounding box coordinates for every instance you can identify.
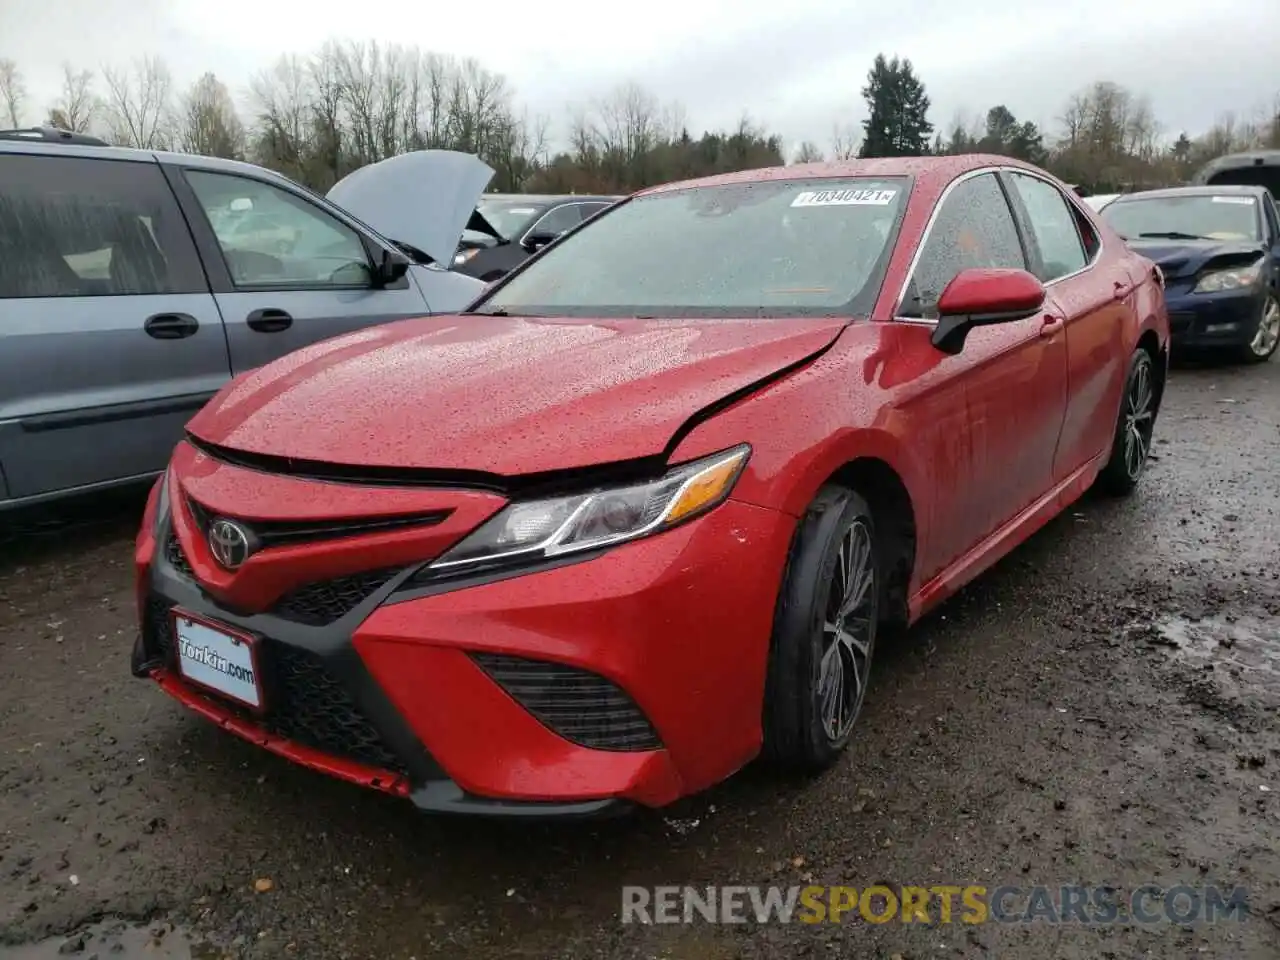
[892,165,1106,325]
[518,202,594,247]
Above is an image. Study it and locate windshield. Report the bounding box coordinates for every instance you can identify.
[476,178,909,319]
[476,200,548,240]
[1102,194,1260,242]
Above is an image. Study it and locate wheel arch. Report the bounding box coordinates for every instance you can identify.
[818,456,918,632]
[1136,327,1167,412]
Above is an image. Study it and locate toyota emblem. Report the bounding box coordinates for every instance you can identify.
[208,518,253,569]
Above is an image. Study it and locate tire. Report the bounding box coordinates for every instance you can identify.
[763,485,880,772]
[1238,292,1280,364]
[1096,347,1159,496]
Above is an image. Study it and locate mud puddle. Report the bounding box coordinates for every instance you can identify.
[0,919,219,960]
[1152,611,1279,676]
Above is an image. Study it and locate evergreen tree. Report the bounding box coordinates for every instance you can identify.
[858,54,934,158]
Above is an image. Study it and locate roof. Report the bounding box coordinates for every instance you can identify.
[1108,184,1270,202]
[635,153,1056,197]
[482,193,622,203]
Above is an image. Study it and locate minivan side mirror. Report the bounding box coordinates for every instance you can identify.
[373,247,411,287]
[930,268,1047,355]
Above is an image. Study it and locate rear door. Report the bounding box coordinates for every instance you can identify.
[168,165,433,374]
[0,150,229,504]
[1002,170,1129,483]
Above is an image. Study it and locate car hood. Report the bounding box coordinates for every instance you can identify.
[1125,238,1266,281]
[326,150,496,267]
[186,315,848,476]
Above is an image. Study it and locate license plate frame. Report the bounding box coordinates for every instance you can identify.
[170,608,266,713]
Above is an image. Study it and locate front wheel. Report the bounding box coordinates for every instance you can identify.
[1096,348,1159,496]
[763,486,880,772]
[1239,292,1280,363]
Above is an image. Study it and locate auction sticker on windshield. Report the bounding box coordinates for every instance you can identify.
[172,611,263,709]
[791,188,898,207]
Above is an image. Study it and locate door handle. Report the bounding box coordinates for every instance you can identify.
[1040,314,1065,338]
[246,308,293,333]
[143,313,200,340]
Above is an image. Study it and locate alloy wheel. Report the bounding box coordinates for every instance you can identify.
[1249,296,1280,359]
[817,519,875,742]
[1123,354,1156,481]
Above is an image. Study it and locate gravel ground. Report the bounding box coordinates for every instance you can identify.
[1,357,1278,960]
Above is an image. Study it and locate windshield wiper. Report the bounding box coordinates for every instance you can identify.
[1137,231,1209,241]
[468,306,510,316]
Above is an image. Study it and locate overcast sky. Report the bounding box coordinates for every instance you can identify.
[3,0,1278,153]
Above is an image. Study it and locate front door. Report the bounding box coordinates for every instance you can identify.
[896,171,1069,571]
[172,167,433,375]
[0,152,229,504]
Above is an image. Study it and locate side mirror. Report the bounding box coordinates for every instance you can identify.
[522,229,562,252]
[930,268,1047,355]
[373,247,411,287]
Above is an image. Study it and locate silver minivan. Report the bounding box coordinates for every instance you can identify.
[0,130,492,510]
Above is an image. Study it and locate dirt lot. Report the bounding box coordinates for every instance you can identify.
[1,358,1278,960]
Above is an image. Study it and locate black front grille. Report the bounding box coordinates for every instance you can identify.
[471,653,661,752]
[164,534,194,578]
[145,599,408,777]
[271,568,401,626]
[1169,311,1196,333]
[161,525,398,627]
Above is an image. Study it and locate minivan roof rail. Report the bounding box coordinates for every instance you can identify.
[0,126,110,147]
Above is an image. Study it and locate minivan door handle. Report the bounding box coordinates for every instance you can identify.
[246,308,293,333]
[144,313,200,340]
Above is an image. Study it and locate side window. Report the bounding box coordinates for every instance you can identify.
[900,173,1025,320]
[0,154,206,300]
[579,202,611,220]
[529,203,583,238]
[1009,173,1088,282]
[185,170,371,288]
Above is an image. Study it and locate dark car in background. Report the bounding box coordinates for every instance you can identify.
[1100,185,1280,362]
[452,194,621,281]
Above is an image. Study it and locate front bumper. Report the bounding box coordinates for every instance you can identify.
[1165,286,1266,349]
[135,481,795,815]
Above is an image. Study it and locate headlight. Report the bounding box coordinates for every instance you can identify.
[453,249,479,266]
[1193,262,1262,293]
[426,445,751,575]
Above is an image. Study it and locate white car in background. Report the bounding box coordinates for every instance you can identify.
[1084,193,1122,212]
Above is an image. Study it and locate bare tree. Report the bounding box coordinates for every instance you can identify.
[830,121,861,160]
[48,64,99,132]
[102,56,174,148]
[247,54,314,180]
[792,140,825,163]
[0,59,26,127]
[179,72,245,158]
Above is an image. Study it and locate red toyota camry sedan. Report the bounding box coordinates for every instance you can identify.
[133,154,1169,816]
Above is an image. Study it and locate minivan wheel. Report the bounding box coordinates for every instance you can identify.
[1241,293,1280,363]
[1096,348,1159,496]
[763,485,879,772]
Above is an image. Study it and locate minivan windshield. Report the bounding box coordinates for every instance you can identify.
[475,178,909,319]
[1102,194,1261,242]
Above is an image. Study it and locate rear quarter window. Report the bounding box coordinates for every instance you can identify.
[0,154,206,300]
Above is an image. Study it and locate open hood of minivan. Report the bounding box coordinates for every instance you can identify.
[1194,150,1280,198]
[327,150,496,267]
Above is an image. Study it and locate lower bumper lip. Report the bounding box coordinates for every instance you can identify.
[1165,288,1265,345]
[136,496,798,816]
